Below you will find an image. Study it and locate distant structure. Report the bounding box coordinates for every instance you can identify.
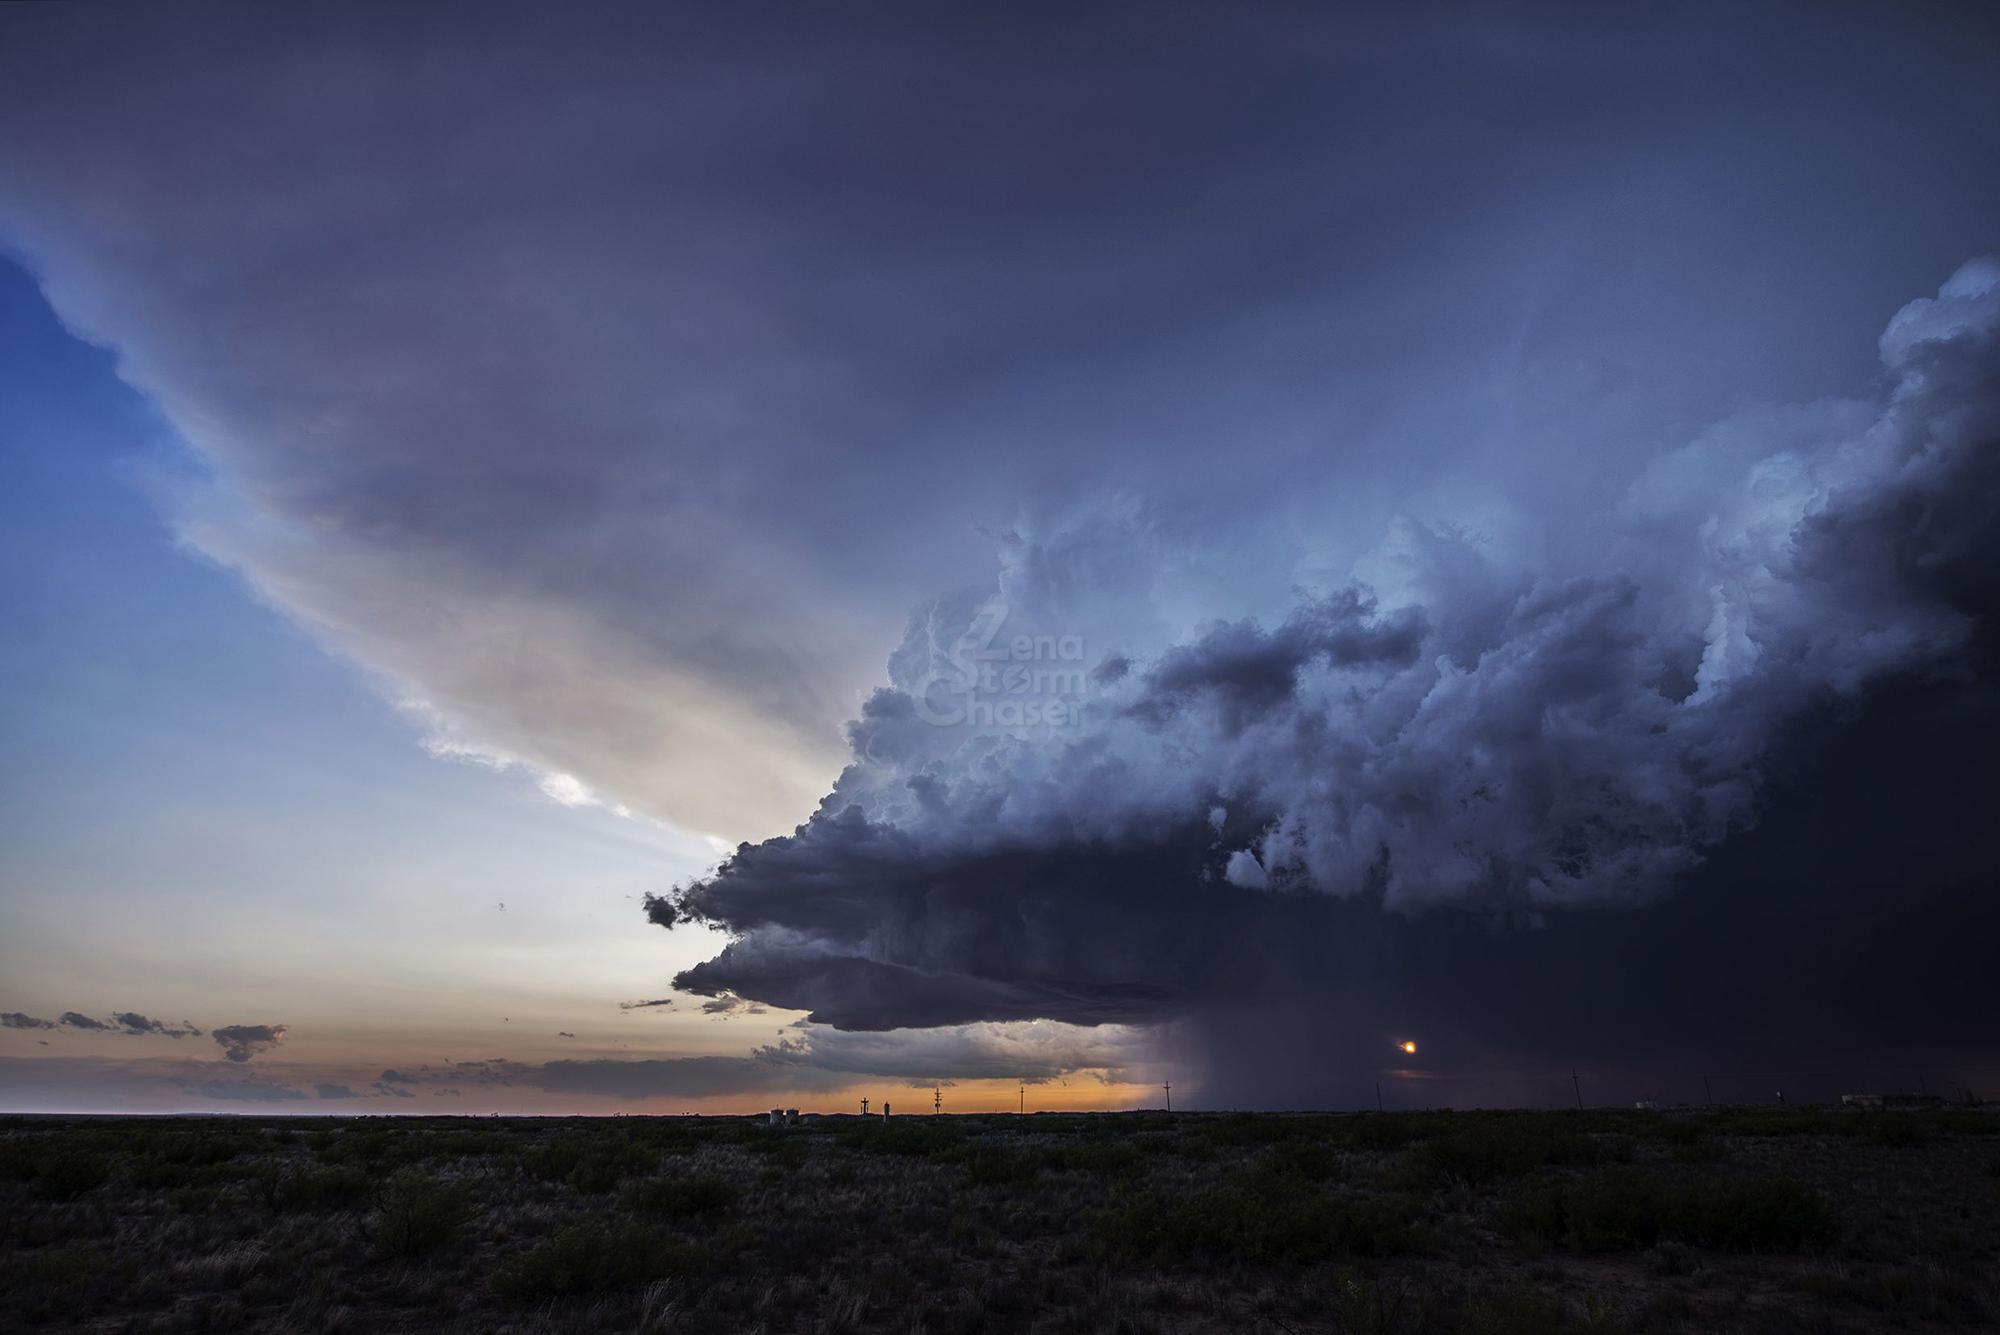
[1018,1081,1025,1115]
[933,1086,942,1114]
[882,1101,891,1121]
[769,1107,783,1126]
[860,1097,869,1116]
[1163,1080,1171,1113]
[1842,1092,1947,1110]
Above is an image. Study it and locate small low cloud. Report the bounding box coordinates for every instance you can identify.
[315,1083,360,1100]
[112,1012,202,1039]
[701,995,767,1017]
[12,1009,206,1039]
[618,998,675,1011]
[557,1031,576,1038]
[372,1081,416,1099]
[211,1024,287,1063]
[379,1068,418,1084]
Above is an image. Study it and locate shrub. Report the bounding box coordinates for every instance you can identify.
[521,1140,586,1183]
[837,1120,965,1157]
[1096,1183,1427,1265]
[371,1172,467,1260]
[1396,1116,1596,1191]
[31,1151,108,1201]
[1462,1281,1567,1335]
[567,1145,649,1193]
[964,1147,1039,1187]
[1038,1140,1145,1180]
[492,1218,675,1302]
[1,1244,102,1324]
[621,1173,739,1218]
[1508,1169,1834,1253]
[1264,1139,1343,1183]
[1866,1115,1930,1148]
[1349,1116,1425,1153]
[276,1164,373,1212]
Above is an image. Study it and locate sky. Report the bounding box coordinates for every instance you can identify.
[1,2,1997,1114]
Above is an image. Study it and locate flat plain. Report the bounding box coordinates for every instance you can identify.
[2,1107,1996,1334]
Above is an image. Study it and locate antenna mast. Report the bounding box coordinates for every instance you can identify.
[1163,1079,1171,1113]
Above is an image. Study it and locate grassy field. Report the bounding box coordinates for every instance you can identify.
[2,1106,1996,1333]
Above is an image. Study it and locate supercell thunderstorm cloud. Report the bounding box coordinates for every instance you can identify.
[663,264,2000,1104]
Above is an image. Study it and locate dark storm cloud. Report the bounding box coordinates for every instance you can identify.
[656,263,2000,1100]
[3,4,1998,841]
[211,1024,287,1063]
[1128,590,1426,734]
[2,1013,56,1030]
[672,819,1238,1029]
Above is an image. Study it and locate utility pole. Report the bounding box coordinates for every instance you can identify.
[1375,1082,1383,1113]
[860,1097,869,1117]
[1572,1070,1584,1111]
[1163,1079,1172,1113]
[1702,1076,1712,1108]
[1018,1081,1025,1115]
[933,1085,942,1115]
